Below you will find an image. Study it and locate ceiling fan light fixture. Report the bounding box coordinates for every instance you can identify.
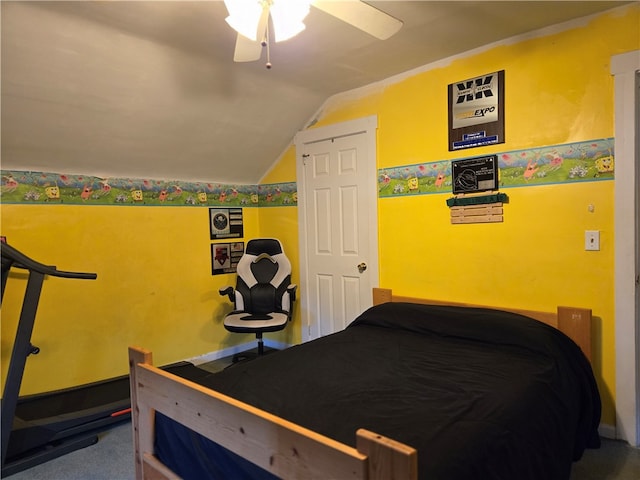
[224,0,312,43]
[224,0,265,41]
[270,0,312,42]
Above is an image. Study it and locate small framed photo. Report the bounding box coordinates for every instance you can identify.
[452,155,499,195]
[209,208,244,240]
[211,242,244,275]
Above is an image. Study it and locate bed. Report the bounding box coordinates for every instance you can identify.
[128,288,601,480]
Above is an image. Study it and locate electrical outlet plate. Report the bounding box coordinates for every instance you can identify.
[585,230,600,251]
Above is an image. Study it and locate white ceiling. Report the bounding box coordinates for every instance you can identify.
[1,1,631,184]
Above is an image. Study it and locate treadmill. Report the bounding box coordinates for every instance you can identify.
[0,243,210,476]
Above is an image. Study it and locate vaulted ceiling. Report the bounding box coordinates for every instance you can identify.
[1,1,630,184]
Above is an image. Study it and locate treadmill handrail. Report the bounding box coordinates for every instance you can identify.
[1,243,97,280]
[1,243,97,471]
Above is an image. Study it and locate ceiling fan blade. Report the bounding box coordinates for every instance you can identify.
[233,34,263,62]
[232,5,270,62]
[312,0,403,40]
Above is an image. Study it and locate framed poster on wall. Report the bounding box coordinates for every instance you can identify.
[209,208,244,240]
[211,241,244,275]
[452,155,499,194]
[448,70,505,151]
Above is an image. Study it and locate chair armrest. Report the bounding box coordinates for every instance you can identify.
[219,286,234,302]
[287,284,297,302]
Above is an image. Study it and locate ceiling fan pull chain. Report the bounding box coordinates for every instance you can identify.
[264,21,272,69]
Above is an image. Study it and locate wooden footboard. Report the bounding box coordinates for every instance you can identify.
[372,288,593,362]
[128,346,417,480]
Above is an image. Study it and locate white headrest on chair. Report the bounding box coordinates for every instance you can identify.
[237,250,291,290]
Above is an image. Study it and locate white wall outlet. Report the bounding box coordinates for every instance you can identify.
[585,230,600,251]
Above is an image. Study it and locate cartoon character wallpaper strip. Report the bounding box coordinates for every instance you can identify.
[378,138,614,198]
[0,139,614,205]
[0,173,298,207]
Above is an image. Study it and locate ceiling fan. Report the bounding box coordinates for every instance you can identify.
[224,0,403,65]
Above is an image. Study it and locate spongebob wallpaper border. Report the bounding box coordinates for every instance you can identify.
[0,174,298,207]
[1,138,614,206]
[378,138,614,197]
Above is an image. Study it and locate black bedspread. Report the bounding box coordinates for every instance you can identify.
[156,302,601,480]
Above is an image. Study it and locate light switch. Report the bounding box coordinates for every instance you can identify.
[585,230,600,251]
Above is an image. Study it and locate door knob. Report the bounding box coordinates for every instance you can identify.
[357,262,367,273]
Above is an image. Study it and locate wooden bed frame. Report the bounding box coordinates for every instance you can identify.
[128,287,592,480]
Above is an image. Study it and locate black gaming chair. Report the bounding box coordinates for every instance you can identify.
[219,238,297,359]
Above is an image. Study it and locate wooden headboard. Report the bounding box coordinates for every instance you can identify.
[372,288,593,363]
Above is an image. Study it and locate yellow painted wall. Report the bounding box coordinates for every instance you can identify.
[299,5,639,427]
[1,5,637,429]
[1,205,260,393]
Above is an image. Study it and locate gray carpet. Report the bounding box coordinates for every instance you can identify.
[7,422,134,480]
[6,421,640,480]
[570,437,640,480]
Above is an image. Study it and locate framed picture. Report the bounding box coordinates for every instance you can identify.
[448,70,505,151]
[209,208,244,240]
[211,242,244,275]
[452,155,499,195]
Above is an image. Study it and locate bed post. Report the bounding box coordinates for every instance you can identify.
[557,306,593,363]
[129,346,161,480]
[356,429,417,480]
[373,288,393,305]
